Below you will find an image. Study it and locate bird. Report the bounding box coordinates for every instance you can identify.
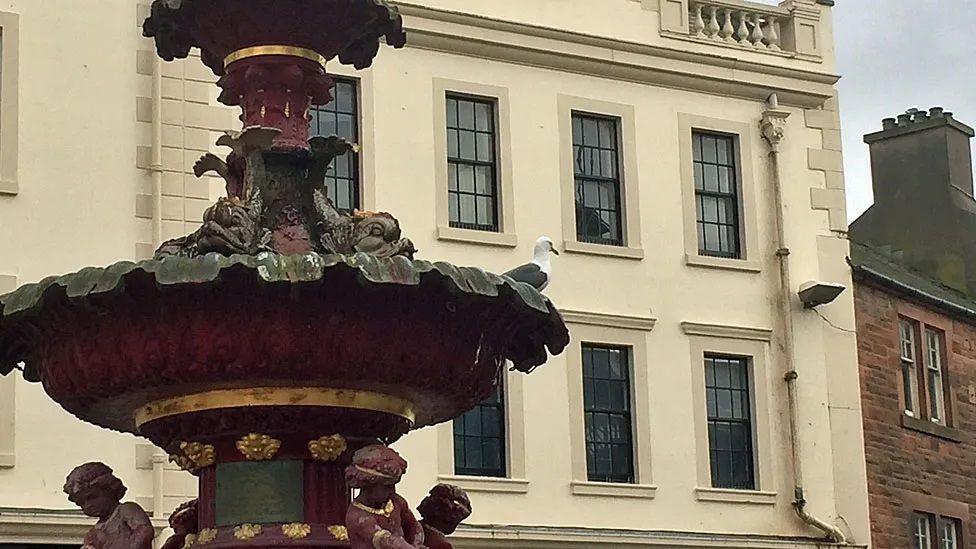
[503,236,559,291]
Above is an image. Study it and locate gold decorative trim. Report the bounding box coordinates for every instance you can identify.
[309,434,347,462]
[353,499,394,517]
[328,525,349,541]
[281,523,311,540]
[196,529,218,544]
[224,45,327,70]
[136,387,416,427]
[234,524,262,541]
[181,533,197,549]
[173,442,216,473]
[236,433,281,461]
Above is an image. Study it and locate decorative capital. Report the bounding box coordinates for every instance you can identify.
[761,109,791,151]
[196,529,218,545]
[234,524,262,541]
[308,434,347,462]
[328,525,349,541]
[281,523,312,540]
[236,433,281,461]
[170,442,216,473]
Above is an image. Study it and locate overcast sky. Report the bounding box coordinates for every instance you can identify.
[831,0,976,220]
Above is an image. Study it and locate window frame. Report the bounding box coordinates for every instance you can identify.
[558,95,643,260]
[692,130,743,259]
[565,320,656,498]
[581,343,635,484]
[309,77,361,212]
[897,308,954,430]
[703,354,756,490]
[571,112,625,248]
[678,114,760,272]
[0,11,20,196]
[445,94,501,233]
[925,327,947,425]
[433,79,517,248]
[683,321,776,504]
[911,512,964,549]
[900,318,921,417]
[452,383,507,478]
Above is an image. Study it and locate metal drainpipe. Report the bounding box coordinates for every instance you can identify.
[151,56,164,248]
[761,94,848,545]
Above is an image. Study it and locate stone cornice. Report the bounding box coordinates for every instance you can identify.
[394,2,839,108]
[561,309,657,331]
[451,523,860,548]
[681,321,774,341]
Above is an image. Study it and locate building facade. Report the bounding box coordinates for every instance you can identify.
[851,110,976,549]
[0,0,870,547]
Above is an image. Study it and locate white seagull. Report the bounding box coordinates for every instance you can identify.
[503,236,559,291]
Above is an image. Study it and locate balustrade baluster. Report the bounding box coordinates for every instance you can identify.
[765,16,781,51]
[691,3,706,37]
[706,6,721,39]
[720,9,735,43]
[750,13,766,48]
[736,11,750,44]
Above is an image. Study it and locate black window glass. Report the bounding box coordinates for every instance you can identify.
[582,344,633,483]
[693,131,741,258]
[446,95,499,232]
[310,78,360,212]
[453,385,506,477]
[573,113,623,246]
[705,355,755,490]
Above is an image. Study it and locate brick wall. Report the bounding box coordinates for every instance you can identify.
[855,280,976,548]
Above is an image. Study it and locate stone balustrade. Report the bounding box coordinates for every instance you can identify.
[689,1,788,51]
[658,0,825,61]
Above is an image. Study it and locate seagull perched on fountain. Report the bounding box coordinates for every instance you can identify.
[503,236,559,291]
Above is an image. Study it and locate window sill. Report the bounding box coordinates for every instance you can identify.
[685,254,761,273]
[563,240,644,260]
[437,475,529,494]
[0,179,17,196]
[437,226,518,248]
[901,414,963,443]
[694,487,777,505]
[0,453,13,468]
[570,481,657,499]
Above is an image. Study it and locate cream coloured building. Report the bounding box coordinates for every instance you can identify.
[0,0,870,547]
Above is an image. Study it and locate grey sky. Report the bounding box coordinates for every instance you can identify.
[832,0,976,220]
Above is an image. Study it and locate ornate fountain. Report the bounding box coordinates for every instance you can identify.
[0,1,569,548]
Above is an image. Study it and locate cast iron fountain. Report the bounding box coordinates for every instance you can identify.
[0,1,569,548]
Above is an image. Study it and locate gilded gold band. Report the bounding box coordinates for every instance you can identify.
[223,45,328,70]
[135,387,416,427]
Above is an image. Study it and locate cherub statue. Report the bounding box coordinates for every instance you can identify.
[160,499,197,549]
[417,484,472,549]
[344,445,427,549]
[63,462,154,549]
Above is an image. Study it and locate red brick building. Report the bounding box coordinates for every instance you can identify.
[850,108,976,549]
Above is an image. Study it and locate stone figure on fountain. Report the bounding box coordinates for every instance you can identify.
[160,499,198,549]
[417,484,472,549]
[63,462,154,549]
[344,445,427,549]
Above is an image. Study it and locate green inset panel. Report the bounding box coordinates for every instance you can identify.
[215,460,304,526]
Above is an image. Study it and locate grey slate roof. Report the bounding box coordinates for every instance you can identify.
[849,241,976,320]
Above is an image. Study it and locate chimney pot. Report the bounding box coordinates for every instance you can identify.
[882,117,897,130]
[897,113,912,127]
[913,110,930,122]
[929,107,945,118]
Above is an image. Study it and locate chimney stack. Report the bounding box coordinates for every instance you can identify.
[864,107,975,202]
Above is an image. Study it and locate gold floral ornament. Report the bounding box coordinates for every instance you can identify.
[308,434,347,462]
[169,442,216,473]
[233,524,262,541]
[195,528,218,544]
[236,433,281,460]
[281,523,311,540]
[181,533,197,549]
[328,525,349,541]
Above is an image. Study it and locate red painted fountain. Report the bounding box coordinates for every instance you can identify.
[0,2,569,548]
